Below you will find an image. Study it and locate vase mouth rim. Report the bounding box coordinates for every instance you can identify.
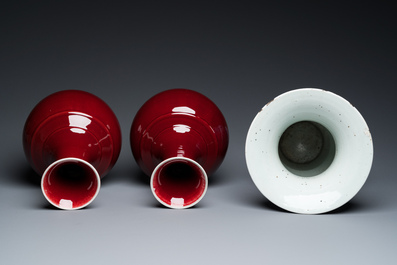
[150,157,208,209]
[245,88,373,214]
[41,157,101,210]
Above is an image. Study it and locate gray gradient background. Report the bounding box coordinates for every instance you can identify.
[1,1,396,264]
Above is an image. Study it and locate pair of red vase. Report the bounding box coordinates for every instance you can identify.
[23,89,229,210]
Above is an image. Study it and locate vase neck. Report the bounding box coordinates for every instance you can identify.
[150,126,207,166]
[27,112,117,176]
[42,128,102,170]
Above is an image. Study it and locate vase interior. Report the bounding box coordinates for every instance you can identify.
[41,158,100,210]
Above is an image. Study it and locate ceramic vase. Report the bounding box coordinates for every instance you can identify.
[130,89,228,209]
[23,90,122,210]
[246,88,373,214]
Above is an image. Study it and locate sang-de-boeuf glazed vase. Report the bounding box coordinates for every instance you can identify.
[246,88,373,214]
[130,89,229,209]
[23,90,122,210]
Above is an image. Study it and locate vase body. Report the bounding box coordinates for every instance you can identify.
[23,90,122,210]
[130,89,228,208]
[245,88,373,214]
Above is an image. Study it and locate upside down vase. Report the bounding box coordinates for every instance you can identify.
[245,88,373,214]
[130,89,229,209]
[23,90,122,210]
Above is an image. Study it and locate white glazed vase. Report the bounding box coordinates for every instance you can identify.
[245,88,373,214]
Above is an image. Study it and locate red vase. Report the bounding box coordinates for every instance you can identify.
[130,89,229,209]
[23,90,122,210]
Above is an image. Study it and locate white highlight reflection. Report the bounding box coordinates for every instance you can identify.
[68,114,92,129]
[172,106,195,115]
[70,128,86,134]
[173,124,191,133]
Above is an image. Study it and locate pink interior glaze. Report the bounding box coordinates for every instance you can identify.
[41,158,100,210]
[151,158,207,208]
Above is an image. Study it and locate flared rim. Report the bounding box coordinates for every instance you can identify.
[245,88,373,214]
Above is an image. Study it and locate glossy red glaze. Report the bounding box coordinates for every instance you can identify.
[151,158,207,208]
[130,88,228,208]
[23,90,121,209]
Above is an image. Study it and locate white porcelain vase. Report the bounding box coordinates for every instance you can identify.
[245,88,373,214]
